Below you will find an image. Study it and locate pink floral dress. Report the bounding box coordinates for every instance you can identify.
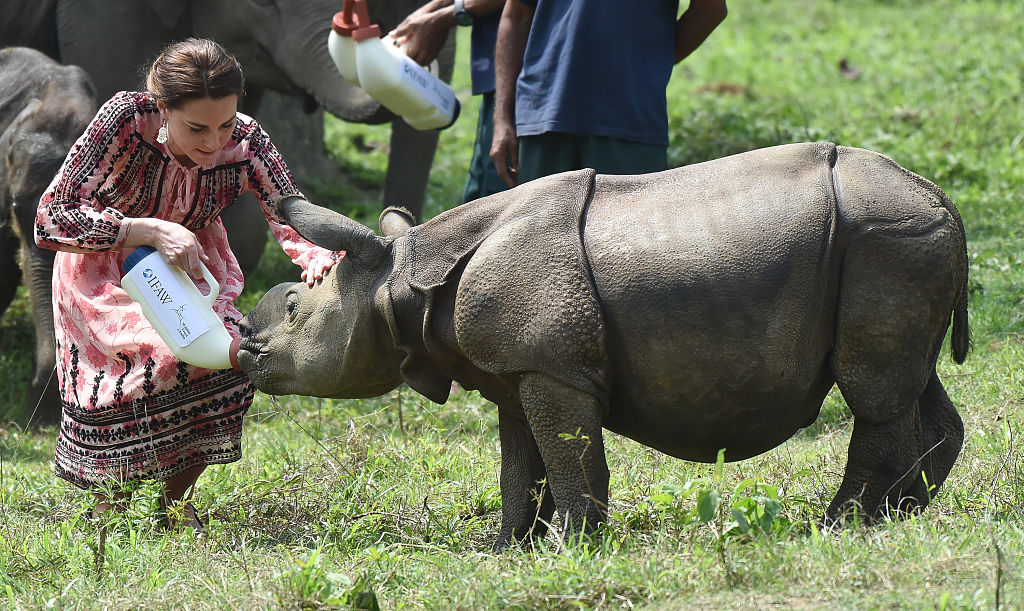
[36,91,338,490]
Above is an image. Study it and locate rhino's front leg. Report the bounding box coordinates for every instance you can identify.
[518,372,609,539]
[493,408,555,551]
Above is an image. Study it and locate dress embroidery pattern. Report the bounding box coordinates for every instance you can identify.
[37,91,338,489]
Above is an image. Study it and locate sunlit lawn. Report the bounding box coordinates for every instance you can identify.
[2,1,1023,608]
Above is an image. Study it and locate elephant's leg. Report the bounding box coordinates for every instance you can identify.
[379,27,453,219]
[220,193,268,278]
[493,407,555,551]
[517,373,609,539]
[0,231,19,316]
[903,370,964,506]
[383,119,439,220]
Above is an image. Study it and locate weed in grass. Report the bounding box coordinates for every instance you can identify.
[274,548,380,610]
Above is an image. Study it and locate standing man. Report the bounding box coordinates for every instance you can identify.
[390,0,510,204]
[491,0,728,187]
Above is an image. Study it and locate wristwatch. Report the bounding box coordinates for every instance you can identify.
[453,0,473,26]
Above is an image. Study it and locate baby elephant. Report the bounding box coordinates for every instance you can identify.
[0,47,97,422]
[239,142,968,549]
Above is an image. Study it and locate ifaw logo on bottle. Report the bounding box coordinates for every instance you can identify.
[143,268,175,305]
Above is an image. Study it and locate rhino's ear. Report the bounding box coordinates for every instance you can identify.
[379,206,415,237]
[280,196,385,265]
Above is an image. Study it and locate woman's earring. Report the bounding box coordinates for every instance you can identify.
[157,122,168,144]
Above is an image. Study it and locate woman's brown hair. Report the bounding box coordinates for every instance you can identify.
[145,38,244,108]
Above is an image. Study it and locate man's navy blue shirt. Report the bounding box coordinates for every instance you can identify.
[515,0,678,146]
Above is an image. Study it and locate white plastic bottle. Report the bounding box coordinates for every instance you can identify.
[327,0,460,131]
[121,246,241,370]
[328,5,439,85]
[354,30,460,130]
[327,5,361,85]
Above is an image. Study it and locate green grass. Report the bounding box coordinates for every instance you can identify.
[3,0,1024,607]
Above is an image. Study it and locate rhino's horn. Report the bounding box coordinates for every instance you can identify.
[280,196,385,265]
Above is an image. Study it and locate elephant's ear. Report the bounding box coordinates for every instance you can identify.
[379,206,416,237]
[280,196,385,266]
[0,100,43,213]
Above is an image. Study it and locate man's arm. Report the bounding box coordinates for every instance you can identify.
[490,0,534,187]
[390,0,507,66]
[674,0,727,64]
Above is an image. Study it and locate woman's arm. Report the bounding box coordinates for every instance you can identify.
[242,120,341,286]
[35,93,138,254]
[122,217,210,279]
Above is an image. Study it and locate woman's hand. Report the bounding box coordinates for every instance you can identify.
[125,217,209,279]
[302,253,338,287]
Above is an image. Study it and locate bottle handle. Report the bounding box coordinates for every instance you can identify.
[197,262,220,309]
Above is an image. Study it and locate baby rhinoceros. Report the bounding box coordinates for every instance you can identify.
[238,142,969,550]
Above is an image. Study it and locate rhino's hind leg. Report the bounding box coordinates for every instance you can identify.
[903,371,964,506]
[494,408,556,550]
[516,373,610,541]
[828,228,961,522]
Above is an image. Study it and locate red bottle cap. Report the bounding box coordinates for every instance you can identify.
[332,0,381,40]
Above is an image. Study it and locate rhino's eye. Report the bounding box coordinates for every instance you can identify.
[285,292,299,323]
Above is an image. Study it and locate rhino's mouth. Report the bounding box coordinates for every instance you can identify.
[236,338,268,376]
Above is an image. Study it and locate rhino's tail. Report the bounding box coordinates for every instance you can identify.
[950,230,971,365]
[942,189,971,364]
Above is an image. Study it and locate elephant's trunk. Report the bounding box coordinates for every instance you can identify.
[22,248,56,389]
[20,244,61,423]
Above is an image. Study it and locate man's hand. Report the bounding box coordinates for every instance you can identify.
[490,119,519,187]
[674,0,728,64]
[389,2,454,66]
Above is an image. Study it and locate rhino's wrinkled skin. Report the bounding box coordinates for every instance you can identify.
[239,142,969,549]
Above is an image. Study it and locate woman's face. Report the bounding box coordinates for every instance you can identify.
[159,95,239,167]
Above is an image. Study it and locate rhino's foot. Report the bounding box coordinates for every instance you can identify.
[906,371,964,504]
[490,527,547,553]
[822,494,926,529]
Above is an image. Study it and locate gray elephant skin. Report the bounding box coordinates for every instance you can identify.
[1,0,455,224]
[238,142,969,549]
[0,47,97,421]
